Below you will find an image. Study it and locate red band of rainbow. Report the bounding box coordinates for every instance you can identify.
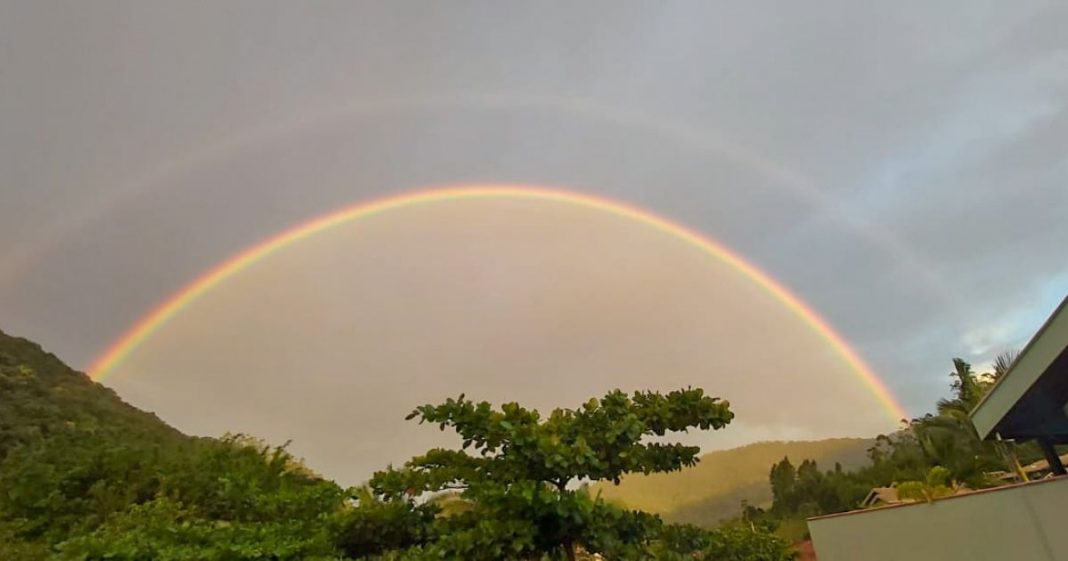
[87,184,907,423]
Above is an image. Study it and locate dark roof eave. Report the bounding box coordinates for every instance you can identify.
[970,295,1068,439]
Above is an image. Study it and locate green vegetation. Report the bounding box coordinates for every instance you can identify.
[0,330,793,560]
[592,438,872,526]
[588,353,1044,544]
[742,355,1043,542]
[3,325,1038,557]
[0,330,182,463]
[368,388,743,560]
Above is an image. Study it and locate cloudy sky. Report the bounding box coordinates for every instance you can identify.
[1,2,1066,482]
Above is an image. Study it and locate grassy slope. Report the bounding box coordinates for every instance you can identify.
[593,438,873,527]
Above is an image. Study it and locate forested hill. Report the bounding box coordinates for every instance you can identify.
[0,327,871,533]
[0,330,348,559]
[0,329,799,559]
[592,438,874,527]
[0,328,184,461]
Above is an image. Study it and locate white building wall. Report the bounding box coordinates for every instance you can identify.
[808,476,1068,561]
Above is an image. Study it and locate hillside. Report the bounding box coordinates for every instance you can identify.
[0,329,816,559]
[593,438,874,527]
[0,328,184,461]
[0,330,353,558]
[0,326,872,533]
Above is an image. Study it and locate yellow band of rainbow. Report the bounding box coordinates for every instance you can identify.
[87,184,907,422]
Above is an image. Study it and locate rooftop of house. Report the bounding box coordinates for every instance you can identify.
[970,295,1068,443]
[860,485,900,507]
[809,474,1068,522]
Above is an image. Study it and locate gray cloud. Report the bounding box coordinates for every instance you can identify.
[2,1,1066,477]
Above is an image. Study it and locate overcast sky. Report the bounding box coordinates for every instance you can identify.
[1,2,1066,482]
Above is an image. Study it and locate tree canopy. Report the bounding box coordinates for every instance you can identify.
[370,388,736,560]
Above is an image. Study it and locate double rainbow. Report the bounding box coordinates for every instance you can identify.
[87,184,906,422]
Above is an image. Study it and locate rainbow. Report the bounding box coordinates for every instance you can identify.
[87,184,907,422]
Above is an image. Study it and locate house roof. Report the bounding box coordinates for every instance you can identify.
[861,486,900,507]
[808,475,1068,522]
[970,294,1068,441]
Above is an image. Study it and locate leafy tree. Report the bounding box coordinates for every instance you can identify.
[157,434,343,524]
[0,431,169,542]
[371,388,734,560]
[703,523,797,561]
[768,457,796,512]
[0,429,350,560]
[334,487,438,559]
[650,522,796,561]
[896,466,957,502]
[56,497,342,561]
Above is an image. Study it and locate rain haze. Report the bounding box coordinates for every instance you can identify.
[1,2,1066,483]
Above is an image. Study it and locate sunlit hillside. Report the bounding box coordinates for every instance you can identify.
[593,438,873,526]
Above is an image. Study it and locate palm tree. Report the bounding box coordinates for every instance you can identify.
[913,358,1027,486]
[988,350,1027,481]
[936,359,982,414]
[992,350,1020,381]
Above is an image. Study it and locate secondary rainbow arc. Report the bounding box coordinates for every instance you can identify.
[87,184,907,422]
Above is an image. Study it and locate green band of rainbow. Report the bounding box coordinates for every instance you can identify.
[87,184,907,422]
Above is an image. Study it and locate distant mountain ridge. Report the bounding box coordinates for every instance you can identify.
[593,437,874,527]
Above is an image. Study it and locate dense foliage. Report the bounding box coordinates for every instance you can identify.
[1,431,348,560]
[0,330,182,463]
[5,326,1038,558]
[0,330,794,560]
[746,356,1042,540]
[368,388,741,560]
